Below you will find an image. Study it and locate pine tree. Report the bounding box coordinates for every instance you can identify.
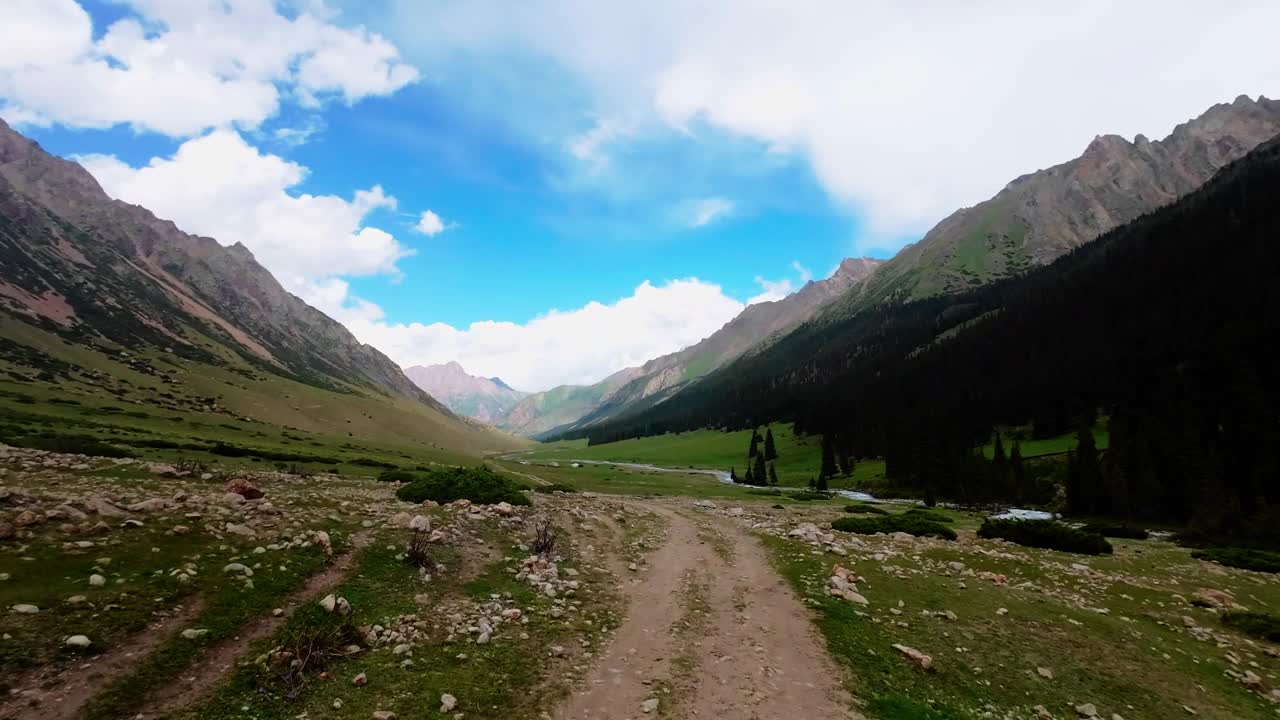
[816,472,829,492]
[1076,423,1104,515]
[748,428,760,459]
[768,462,779,486]
[991,433,1010,498]
[820,433,837,480]
[730,466,739,483]
[764,427,778,461]
[752,454,768,486]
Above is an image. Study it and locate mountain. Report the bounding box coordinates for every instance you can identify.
[494,256,882,437]
[496,367,642,438]
[404,361,528,423]
[577,95,1280,444]
[0,118,517,455]
[830,94,1280,313]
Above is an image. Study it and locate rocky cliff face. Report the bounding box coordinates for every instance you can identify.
[404,362,527,423]
[0,119,449,412]
[839,95,1280,309]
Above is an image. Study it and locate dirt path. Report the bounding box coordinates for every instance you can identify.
[0,601,205,720]
[141,531,372,719]
[555,502,857,720]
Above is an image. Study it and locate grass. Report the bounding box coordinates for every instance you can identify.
[82,537,344,720]
[762,528,1280,720]
[522,425,856,488]
[186,520,619,720]
[491,459,784,501]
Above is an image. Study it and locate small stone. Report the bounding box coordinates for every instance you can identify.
[353,672,367,687]
[181,629,209,640]
[1075,703,1099,718]
[1037,666,1054,680]
[65,634,91,648]
[641,698,660,713]
[371,712,396,720]
[319,594,337,612]
[891,643,932,670]
[89,573,106,587]
[11,604,38,614]
[440,693,458,712]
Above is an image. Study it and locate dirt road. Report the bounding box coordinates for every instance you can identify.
[555,502,858,720]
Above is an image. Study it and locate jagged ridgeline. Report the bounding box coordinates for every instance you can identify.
[0,119,519,457]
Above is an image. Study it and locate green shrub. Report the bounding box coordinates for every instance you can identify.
[746,489,783,497]
[978,519,1112,555]
[349,457,398,469]
[376,469,418,483]
[905,507,954,523]
[1221,612,1280,642]
[1192,547,1280,573]
[843,503,887,515]
[396,466,530,506]
[6,433,135,458]
[1081,522,1149,540]
[832,514,957,541]
[533,483,579,494]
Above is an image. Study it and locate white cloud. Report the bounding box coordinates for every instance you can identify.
[689,196,733,228]
[378,0,1280,244]
[79,131,413,296]
[747,261,812,305]
[333,279,746,391]
[415,210,449,236]
[568,116,634,167]
[0,0,418,136]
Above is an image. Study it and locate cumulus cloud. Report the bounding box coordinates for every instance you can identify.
[333,279,746,391]
[378,0,1280,243]
[415,210,449,236]
[78,131,413,296]
[0,0,418,136]
[689,196,733,228]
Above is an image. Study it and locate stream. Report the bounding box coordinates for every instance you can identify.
[559,458,1054,519]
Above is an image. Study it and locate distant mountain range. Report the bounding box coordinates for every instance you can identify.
[421,256,883,436]
[563,94,1280,443]
[404,362,528,423]
[0,118,514,454]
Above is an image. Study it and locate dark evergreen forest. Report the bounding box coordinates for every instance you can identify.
[578,136,1280,542]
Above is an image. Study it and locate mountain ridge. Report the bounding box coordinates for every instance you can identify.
[403,361,528,423]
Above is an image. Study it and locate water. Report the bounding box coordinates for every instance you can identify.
[560,458,1051,518]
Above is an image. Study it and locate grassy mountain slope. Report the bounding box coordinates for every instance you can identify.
[0,119,522,459]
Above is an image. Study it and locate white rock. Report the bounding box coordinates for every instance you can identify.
[440,694,458,712]
[65,634,91,648]
[89,574,106,587]
[641,698,660,713]
[181,628,209,640]
[11,604,38,614]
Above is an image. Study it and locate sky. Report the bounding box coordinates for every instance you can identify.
[2,0,1279,391]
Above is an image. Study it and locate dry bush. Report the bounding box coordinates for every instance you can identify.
[531,520,557,556]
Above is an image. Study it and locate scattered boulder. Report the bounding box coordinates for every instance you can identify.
[891,643,933,671]
[64,634,91,648]
[440,694,458,712]
[1075,703,1099,718]
[224,478,264,500]
[11,604,39,614]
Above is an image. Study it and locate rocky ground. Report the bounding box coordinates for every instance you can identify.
[4,444,1280,719]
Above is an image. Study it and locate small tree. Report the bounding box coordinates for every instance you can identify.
[764,427,778,461]
[991,433,1010,498]
[1010,440,1026,503]
[751,454,768,486]
[730,466,739,483]
[748,428,760,459]
[816,472,829,492]
[768,462,779,486]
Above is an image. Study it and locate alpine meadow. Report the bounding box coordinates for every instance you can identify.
[3,3,1280,719]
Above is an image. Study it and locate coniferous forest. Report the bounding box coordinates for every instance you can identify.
[582,137,1280,543]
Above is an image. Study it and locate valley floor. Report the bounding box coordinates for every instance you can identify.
[2,445,1278,719]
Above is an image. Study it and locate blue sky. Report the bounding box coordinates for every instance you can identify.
[3,0,1278,389]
